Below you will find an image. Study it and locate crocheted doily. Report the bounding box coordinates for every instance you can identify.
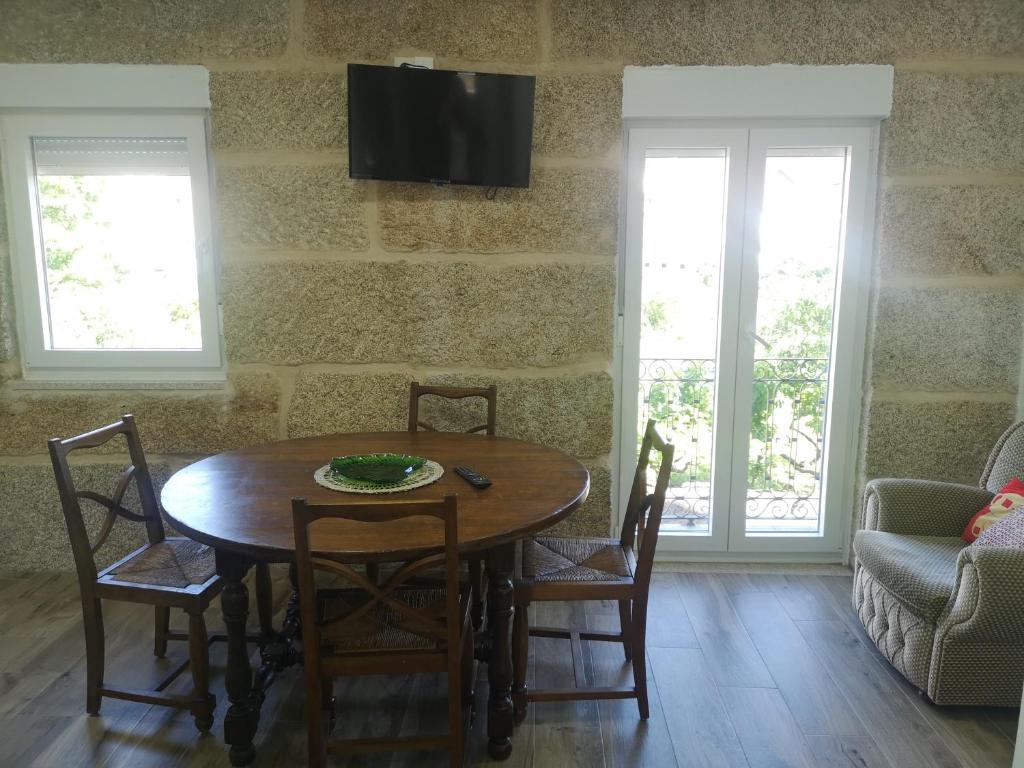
[313,460,444,495]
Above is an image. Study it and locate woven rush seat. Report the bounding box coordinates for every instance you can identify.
[521,536,633,583]
[318,586,471,653]
[105,537,216,589]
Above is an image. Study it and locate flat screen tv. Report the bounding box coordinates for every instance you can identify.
[347,64,535,188]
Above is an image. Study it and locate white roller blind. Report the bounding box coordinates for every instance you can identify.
[32,137,190,175]
[0,64,211,109]
[622,65,894,120]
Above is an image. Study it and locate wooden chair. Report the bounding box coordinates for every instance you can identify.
[292,493,474,768]
[511,419,673,720]
[407,382,497,629]
[48,414,273,731]
[408,382,498,435]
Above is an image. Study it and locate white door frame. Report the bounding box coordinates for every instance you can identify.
[725,126,878,556]
[619,127,750,553]
[614,120,882,564]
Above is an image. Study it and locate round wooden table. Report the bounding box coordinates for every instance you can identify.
[161,432,590,765]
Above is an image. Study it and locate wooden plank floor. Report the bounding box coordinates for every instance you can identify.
[0,568,1016,767]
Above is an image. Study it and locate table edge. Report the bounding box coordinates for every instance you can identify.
[160,433,592,563]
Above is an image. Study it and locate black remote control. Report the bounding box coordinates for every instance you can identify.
[454,466,492,489]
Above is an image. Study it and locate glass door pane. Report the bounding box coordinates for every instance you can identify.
[625,125,874,559]
[638,150,728,535]
[743,148,850,535]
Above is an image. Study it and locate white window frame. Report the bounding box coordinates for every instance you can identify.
[614,65,893,563]
[0,64,224,383]
[727,124,875,557]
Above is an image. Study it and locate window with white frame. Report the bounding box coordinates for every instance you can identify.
[0,65,223,381]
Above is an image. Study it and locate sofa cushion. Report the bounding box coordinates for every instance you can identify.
[974,507,1024,548]
[962,477,1024,542]
[853,531,966,622]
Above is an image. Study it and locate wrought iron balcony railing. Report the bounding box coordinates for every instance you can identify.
[638,356,829,530]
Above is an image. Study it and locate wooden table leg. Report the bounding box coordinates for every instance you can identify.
[216,549,258,767]
[486,543,515,760]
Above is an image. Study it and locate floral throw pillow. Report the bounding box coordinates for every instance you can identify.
[963,477,1024,543]
[973,507,1024,548]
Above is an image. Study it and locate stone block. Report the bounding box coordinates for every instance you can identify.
[287,372,409,438]
[0,246,15,362]
[551,0,1023,64]
[879,185,1024,276]
[864,399,1016,485]
[0,0,289,62]
[551,0,768,65]
[545,463,613,538]
[533,74,621,158]
[886,72,1024,174]
[420,372,614,458]
[0,373,280,456]
[872,287,1022,392]
[217,165,368,251]
[210,72,346,151]
[0,168,9,360]
[222,260,614,367]
[377,168,618,255]
[550,0,625,61]
[768,0,1024,64]
[0,169,7,242]
[304,0,538,62]
[0,461,177,572]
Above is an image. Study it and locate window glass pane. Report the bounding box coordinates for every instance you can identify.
[33,137,202,351]
[745,149,848,535]
[638,150,728,535]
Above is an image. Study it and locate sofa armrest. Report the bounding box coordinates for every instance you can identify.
[938,546,1024,645]
[861,479,993,536]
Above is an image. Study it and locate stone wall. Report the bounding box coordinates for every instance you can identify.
[0,1,1021,570]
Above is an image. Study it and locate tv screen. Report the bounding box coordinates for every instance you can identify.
[347,64,535,188]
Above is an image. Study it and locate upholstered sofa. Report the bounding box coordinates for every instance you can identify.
[852,420,1024,706]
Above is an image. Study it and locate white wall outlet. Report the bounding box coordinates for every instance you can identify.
[393,56,434,69]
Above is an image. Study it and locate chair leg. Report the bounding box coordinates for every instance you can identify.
[512,602,529,724]
[154,605,170,658]
[449,730,464,767]
[321,677,336,735]
[187,610,216,732]
[304,656,327,768]
[618,599,633,661]
[461,626,475,707]
[254,562,274,638]
[447,636,464,768]
[469,558,485,631]
[630,608,649,720]
[83,597,104,715]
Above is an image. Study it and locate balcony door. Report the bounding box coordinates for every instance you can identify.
[619,125,877,559]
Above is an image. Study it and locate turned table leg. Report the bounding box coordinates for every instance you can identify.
[486,543,515,760]
[216,549,258,767]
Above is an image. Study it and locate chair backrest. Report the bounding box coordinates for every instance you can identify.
[407,382,497,435]
[619,419,674,588]
[980,420,1024,493]
[291,494,462,667]
[47,414,164,587]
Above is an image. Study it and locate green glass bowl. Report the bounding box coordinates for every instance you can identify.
[329,453,427,484]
